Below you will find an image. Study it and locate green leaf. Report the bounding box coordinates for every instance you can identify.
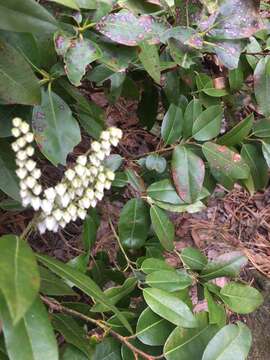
[82,212,100,256]
[254,57,270,117]
[64,38,102,86]
[153,200,206,214]
[91,277,137,312]
[75,0,97,9]
[202,322,252,360]
[93,338,121,360]
[61,345,88,360]
[161,104,184,145]
[229,67,244,91]
[95,11,169,46]
[192,105,223,141]
[202,142,250,183]
[0,140,20,201]
[253,118,270,138]
[145,155,167,174]
[37,254,132,333]
[137,81,159,130]
[201,88,228,97]
[0,235,40,323]
[147,179,184,205]
[146,270,192,292]
[125,169,146,193]
[172,145,205,203]
[143,288,197,328]
[136,307,174,346]
[200,252,248,281]
[217,114,253,146]
[48,0,79,10]
[0,39,41,105]
[0,0,57,33]
[262,141,270,167]
[150,205,175,251]
[119,198,151,249]
[1,297,58,360]
[53,314,95,357]
[181,247,207,271]
[183,99,202,139]
[141,258,174,274]
[32,89,81,166]
[214,40,243,70]
[204,288,226,327]
[241,143,268,190]
[138,41,160,83]
[39,266,77,296]
[164,312,219,360]
[220,282,264,314]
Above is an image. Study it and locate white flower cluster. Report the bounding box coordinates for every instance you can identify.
[11,117,122,234]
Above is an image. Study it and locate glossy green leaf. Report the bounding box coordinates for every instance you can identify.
[254,57,270,117]
[202,142,250,183]
[0,0,57,33]
[138,41,160,83]
[39,266,77,296]
[61,345,88,360]
[125,169,146,193]
[181,247,207,271]
[91,277,137,312]
[48,0,79,10]
[262,141,270,167]
[0,235,40,323]
[204,287,226,326]
[141,258,174,274]
[154,200,206,214]
[229,67,244,91]
[202,322,252,360]
[200,252,248,281]
[32,89,81,166]
[201,88,228,97]
[143,288,197,328]
[241,143,268,190]
[136,307,174,346]
[147,179,184,205]
[53,314,94,357]
[1,297,58,360]
[150,205,175,251]
[164,312,219,360]
[37,254,132,333]
[0,140,20,201]
[214,40,243,70]
[172,145,205,203]
[146,270,192,292]
[218,114,253,146]
[253,118,270,138]
[82,212,100,256]
[137,80,159,130]
[0,39,41,105]
[64,38,102,86]
[93,338,121,360]
[192,105,223,141]
[119,198,150,249]
[183,99,202,139]
[145,155,167,174]
[161,104,184,145]
[220,282,264,314]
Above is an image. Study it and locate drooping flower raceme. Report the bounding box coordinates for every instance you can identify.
[11,117,122,234]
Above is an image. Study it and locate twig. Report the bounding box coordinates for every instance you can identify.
[41,295,163,360]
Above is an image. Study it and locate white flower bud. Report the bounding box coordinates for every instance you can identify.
[89,166,98,176]
[26,146,34,157]
[25,159,36,172]
[20,181,27,190]
[72,178,82,188]
[91,141,101,152]
[20,122,30,134]
[96,151,105,161]
[68,188,75,200]
[17,150,27,161]
[33,184,42,196]
[45,216,57,231]
[52,223,59,233]
[25,176,36,189]
[20,189,29,198]
[59,193,70,208]
[12,117,22,128]
[104,149,111,156]
[17,137,27,148]
[37,221,47,234]
[24,133,34,143]
[101,140,111,151]
[32,168,41,180]
[82,178,90,188]
[67,204,77,217]
[109,127,122,139]
[63,211,71,223]
[106,170,115,181]
[16,159,24,168]
[11,128,21,138]
[89,155,101,167]
[44,187,56,201]
[95,191,103,201]
[65,168,75,181]
[77,155,87,166]
[90,199,97,208]
[16,168,27,180]
[104,180,112,190]
[98,173,106,183]
[55,183,67,197]
[31,197,41,211]
[100,130,110,141]
[79,197,91,209]
[95,181,104,193]
[75,164,86,177]
[59,220,67,228]
[85,188,94,200]
[75,187,84,197]
[77,208,86,220]
[11,142,19,152]
[41,199,53,214]
[110,138,119,147]
[53,209,63,221]
[22,196,31,207]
